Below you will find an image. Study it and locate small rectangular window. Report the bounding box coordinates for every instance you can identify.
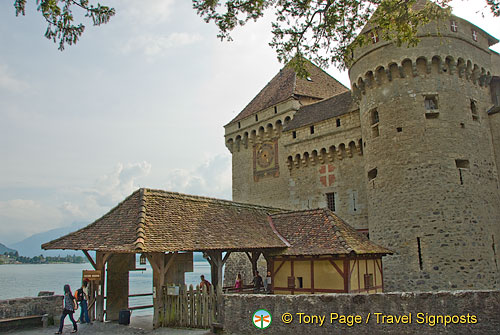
[336,119,341,127]
[297,277,303,289]
[472,29,478,42]
[368,168,377,181]
[237,122,241,129]
[255,114,259,121]
[424,96,438,110]
[326,193,335,211]
[274,106,278,114]
[397,127,403,132]
[364,274,374,289]
[310,125,315,134]
[292,131,297,139]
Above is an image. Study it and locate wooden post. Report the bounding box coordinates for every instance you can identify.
[95,252,112,322]
[146,252,177,329]
[205,251,231,323]
[245,251,261,277]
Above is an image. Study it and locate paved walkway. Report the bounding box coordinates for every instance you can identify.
[5,315,210,335]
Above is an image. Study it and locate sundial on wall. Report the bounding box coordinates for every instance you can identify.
[253,141,279,181]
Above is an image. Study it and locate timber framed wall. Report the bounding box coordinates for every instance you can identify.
[271,255,383,294]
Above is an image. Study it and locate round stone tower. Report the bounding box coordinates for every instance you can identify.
[349,15,500,291]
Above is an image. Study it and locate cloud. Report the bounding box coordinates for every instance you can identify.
[0,64,29,93]
[164,154,232,200]
[0,199,63,242]
[120,0,175,25]
[121,32,202,57]
[88,161,152,207]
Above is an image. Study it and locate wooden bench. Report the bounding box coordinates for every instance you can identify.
[0,314,47,331]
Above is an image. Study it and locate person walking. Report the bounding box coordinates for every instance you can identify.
[55,284,78,334]
[77,280,90,324]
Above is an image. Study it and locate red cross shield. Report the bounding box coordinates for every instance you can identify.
[319,164,335,187]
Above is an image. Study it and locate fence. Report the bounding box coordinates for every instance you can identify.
[162,284,222,328]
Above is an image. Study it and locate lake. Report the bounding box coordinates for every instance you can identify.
[0,261,212,316]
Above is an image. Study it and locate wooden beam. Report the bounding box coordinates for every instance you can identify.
[82,250,97,270]
[328,259,344,277]
[273,260,285,277]
[222,251,232,265]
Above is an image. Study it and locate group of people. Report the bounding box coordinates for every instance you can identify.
[235,270,272,293]
[55,280,91,334]
[200,270,272,293]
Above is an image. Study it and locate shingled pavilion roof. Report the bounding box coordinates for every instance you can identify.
[227,60,348,125]
[42,188,287,253]
[284,91,354,131]
[269,209,393,256]
[43,189,392,257]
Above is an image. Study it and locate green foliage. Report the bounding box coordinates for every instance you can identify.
[0,252,87,264]
[193,0,499,72]
[14,0,115,50]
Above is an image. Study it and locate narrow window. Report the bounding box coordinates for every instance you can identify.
[397,127,403,132]
[237,122,241,129]
[450,20,458,32]
[364,274,374,289]
[472,29,478,42]
[292,131,297,139]
[456,159,470,185]
[274,106,278,114]
[417,237,423,270]
[336,119,341,127]
[255,114,258,122]
[371,109,379,125]
[310,125,315,134]
[351,191,358,212]
[368,168,377,181]
[326,193,336,211]
[297,277,303,288]
[471,100,479,121]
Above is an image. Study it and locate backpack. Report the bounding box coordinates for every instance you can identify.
[75,288,84,302]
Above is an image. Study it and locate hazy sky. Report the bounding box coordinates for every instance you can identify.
[0,0,499,245]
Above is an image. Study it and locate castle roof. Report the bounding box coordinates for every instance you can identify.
[42,188,286,253]
[227,60,348,125]
[284,91,354,131]
[269,208,393,256]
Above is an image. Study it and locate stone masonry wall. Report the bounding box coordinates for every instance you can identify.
[0,295,63,324]
[223,290,500,334]
[350,18,500,291]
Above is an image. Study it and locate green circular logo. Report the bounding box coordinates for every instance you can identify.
[253,309,272,329]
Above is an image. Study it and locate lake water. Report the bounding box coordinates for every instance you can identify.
[0,261,212,316]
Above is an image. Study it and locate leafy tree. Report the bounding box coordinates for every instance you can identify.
[13,1,500,70]
[14,0,115,50]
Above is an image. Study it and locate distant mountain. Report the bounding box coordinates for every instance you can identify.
[11,221,88,257]
[0,242,17,255]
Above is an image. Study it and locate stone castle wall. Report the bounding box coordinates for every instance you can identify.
[223,290,500,334]
[350,17,500,291]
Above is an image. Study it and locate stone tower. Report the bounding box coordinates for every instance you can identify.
[349,14,500,291]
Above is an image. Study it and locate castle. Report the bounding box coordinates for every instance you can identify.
[224,11,500,292]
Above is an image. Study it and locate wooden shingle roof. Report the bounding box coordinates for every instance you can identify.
[42,188,287,253]
[269,209,392,256]
[227,61,347,125]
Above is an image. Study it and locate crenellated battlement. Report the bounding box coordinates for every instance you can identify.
[286,139,363,170]
[351,55,493,99]
[225,116,292,153]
